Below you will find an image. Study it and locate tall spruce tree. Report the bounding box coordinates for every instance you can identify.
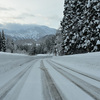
[0,32,2,51]
[10,40,14,53]
[60,0,100,55]
[2,30,6,52]
[61,0,73,54]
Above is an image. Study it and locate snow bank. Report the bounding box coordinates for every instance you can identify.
[0,52,32,74]
[36,54,53,56]
[0,52,28,56]
[52,52,100,77]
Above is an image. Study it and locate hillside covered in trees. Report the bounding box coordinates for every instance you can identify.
[0,30,6,52]
[0,30,56,55]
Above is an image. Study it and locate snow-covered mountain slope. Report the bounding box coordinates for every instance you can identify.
[0,24,56,40]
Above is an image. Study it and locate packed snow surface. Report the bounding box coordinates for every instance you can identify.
[0,52,100,100]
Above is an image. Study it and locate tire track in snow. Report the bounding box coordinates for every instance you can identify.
[47,60,100,100]
[19,58,35,66]
[50,60,100,82]
[40,60,63,100]
[0,60,37,100]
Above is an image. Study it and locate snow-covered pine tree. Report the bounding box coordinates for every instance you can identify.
[74,1,86,53]
[60,0,100,55]
[61,0,74,55]
[89,0,100,52]
[2,30,6,52]
[61,0,84,54]
[0,32,2,51]
[29,43,36,55]
[10,40,14,53]
[55,27,63,55]
[81,0,100,52]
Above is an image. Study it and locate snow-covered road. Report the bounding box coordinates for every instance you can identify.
[0,52,100,100]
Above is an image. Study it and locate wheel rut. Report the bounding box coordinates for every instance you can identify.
[41,60,64,100]
[0,60,36,100]
[47,60,100,100]
[50,60,100,82]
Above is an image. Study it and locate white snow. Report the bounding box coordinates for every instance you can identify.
[87,0,91,8]
[0,52,32,74]
[36,54,53,56]
[43,60,94,100]
[97,24,100,28]
[0,52,100,100]
[17,60,44,100]
[96,40,100,45]
[52,52,100,77]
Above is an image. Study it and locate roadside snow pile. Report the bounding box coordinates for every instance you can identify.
[52,52,100,77]
[36,54,53,56]
[0,52,32,74]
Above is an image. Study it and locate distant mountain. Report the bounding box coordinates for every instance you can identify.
[0,23,56,40]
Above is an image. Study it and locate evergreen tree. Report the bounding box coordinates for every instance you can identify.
[0,32,2,51]
[29,43,36,55]
[61,0,73,54]
[55,27,63,55]
[60,0,100,55]
[10,40,14,53]
[2,30,6,52]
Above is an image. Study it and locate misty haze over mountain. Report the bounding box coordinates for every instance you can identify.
[0,23,56,40]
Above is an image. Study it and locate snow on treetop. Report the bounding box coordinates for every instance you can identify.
[97,24,100,28]
[93,46,98,51]
[96,40,100,45]
[71,40,75,43]
[92,0,98,2]
[87,0,91,8]
[91,37,94,41]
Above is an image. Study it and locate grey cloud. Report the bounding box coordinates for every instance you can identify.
[0,23,39,30]
[12,16,24,19]
[0,16,24,19]
[12,13,35,20]
[0,7,15,11]
[0,13,34,20]
[21,13,35,17]
[47,15,61,21]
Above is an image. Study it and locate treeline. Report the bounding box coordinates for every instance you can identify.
[55,0,100,55]
[29,35,56,55]
[0,30,56,55]
[0,30,6,52]
[13,35,56,55]
[0,30,29,53]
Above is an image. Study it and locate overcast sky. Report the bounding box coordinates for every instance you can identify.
[0,0,64,29]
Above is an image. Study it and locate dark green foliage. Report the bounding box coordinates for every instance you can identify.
[29,43,36,55]
[2,30,6,52]
[0,32,2,51]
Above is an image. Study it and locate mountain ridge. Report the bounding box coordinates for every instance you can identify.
[0,23,56,40]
